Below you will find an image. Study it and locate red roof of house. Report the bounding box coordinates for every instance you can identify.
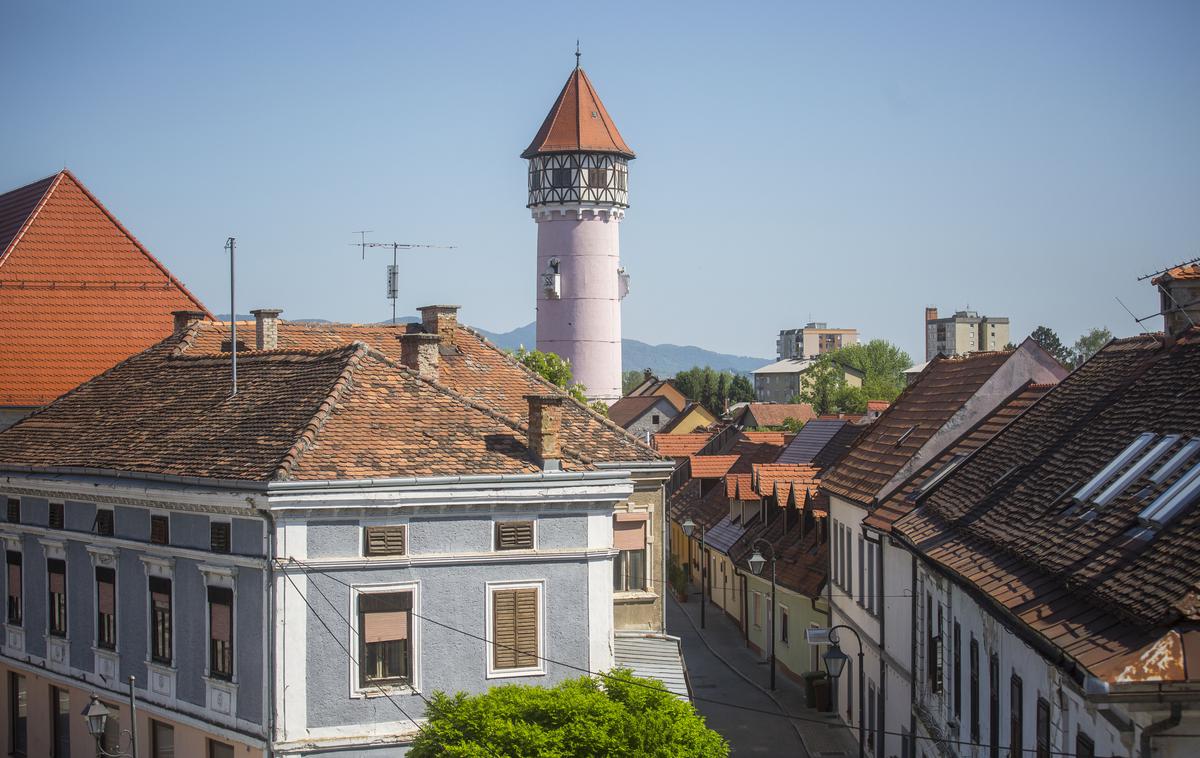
[652,432,714,458]
[1151,262,1200,285]
[521,67,635,159]
[0,171,210,407]
[738,403,817,428]
[689,454,740,479]
[866,400,890,412]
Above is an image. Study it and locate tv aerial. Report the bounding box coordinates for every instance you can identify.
[351,231,456,323]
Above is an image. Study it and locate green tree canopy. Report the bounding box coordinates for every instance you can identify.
[794,353,847,415]
[409,670,729,758]
[672,367,755,416]
[833,340,912,402]
[514,347,608,416]
[1030,326,1072,366]
[622,369,649,395]
[1070,327,1113,369]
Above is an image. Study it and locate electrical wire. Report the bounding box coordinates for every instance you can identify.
[282,556,1115,758]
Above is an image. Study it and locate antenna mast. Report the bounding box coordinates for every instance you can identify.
[350,233,456,323]
[225,237,237,396]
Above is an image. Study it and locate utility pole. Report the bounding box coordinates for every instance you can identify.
[352,233,455,324]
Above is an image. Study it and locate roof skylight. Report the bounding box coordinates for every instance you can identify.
[1150,438,1200,486]
[1093,435,1180,507]
[1138,460,1200,530]
[912,454,967,500]
[1073,432,1157,503]
[894,426,916,448]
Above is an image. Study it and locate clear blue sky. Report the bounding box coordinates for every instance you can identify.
[2,1,1197,362]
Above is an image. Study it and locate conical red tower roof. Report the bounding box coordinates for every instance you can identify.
[521,67,635,160]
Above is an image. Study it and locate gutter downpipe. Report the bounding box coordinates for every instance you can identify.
[1139,702,1181,758]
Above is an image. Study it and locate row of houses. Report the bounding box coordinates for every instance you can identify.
[662,270,1200,757]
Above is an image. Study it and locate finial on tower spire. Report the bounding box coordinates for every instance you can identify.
[575,40,581,68]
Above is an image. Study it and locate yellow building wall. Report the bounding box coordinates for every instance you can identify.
[741,572,830,683]
[666,405,716,434]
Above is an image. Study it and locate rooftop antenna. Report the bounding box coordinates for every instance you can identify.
[1137,256,1200,282]
[351,233,456,324]
[225,237,237,396]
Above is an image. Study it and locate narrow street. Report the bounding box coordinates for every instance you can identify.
[668,592,857,757]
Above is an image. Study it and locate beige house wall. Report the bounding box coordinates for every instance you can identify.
[742,571,830,681]
[613,472,669,632]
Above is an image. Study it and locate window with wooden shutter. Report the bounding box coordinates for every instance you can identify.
[6,497,18,523]
[150,577,172,664]
[48,502,64,530]
[358,591,412,687]
[210,522,231,554]
[495,521,534,550]
[364,526,406,556]
[1035,698,1051,758]
[94,509,114,536]
[208,587,234,680]
[6,551,22,626]
[492,586,539,672]
[96,567,116,649]
[150,516,169,545]
[47,559,67,636]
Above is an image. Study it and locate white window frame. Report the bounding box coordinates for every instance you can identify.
[348,580,421,698]
[199,566,238,681]
[86,546,119,654]
[779,603,790,646]
[485,579,545,680]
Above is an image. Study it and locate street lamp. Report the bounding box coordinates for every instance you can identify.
[823,627,865,758]
[680,515,707,629]
[82,675,139,757]
[747,538,777,690]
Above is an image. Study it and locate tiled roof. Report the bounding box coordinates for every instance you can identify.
[521,67,635,159]
[1151,262,1200,284]
[895,332,1200,683]
[811,424,864,470]
[867,400,890,412]
[186,320,659,465]
[864,381,1051,532]
[0,335,599,482]
[608,395,666,428]
[651,432,714,459]
[740,403,817,428]
[705,514,748,554]
[0,171,210,407]
[751,463,821,499]
[728,497,829,598]
[775,420,849,465]
[822,351,1012,505]
[689,454,739,479]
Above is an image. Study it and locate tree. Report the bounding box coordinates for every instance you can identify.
[623,369,649,395]
[1030,326,1072,366]
[409,670,729,757]
[1070,327,1112,369]
[795,354,847,415]
[673,367,755,416]
[513,347,608,416]
[833,340,912,403]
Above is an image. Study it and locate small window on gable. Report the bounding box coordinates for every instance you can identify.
[6,497,19,523]
[364,525,406,556]
[210,522,231,554]
[48,502,64,530]
[651,414,661,425]
[93,509,114,536]
[150,516,169,546]
[495,521,534,551]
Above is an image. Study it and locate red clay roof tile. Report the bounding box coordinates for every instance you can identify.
[521,67,635,159]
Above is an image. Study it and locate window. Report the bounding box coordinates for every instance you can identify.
[1010,674,1023,758]
[926,594,936,690]
[6,497,18,523]
[94,508,114,536]
[551,167,572,188]
[100,702,120,754]
[588,167,608,188]
[491,585,539,673]
[865,540,879,615]
[1036,697,1051,758]
[152,721,175,758]
[9,673,26,757]
[651,414,661,425]
[150,515,169,545]
[150,576,172,664]
[953,622,962,721]
[780,606,789,644]
[529,168,542,191]
[48,502,64,530]
[208,740,234,758]
[208,586,234,680]
[210,521,231,553]
[495,521,534,551]
[753,593,761,628]
[867,680,877,751]
[989,653,1000,758]
[846,657,854,721]
[47,558,66,636]
[96,567,116,649]
[1075,733,1094,758]
[6,551,21,626]
[613,516,647,592]
[358,591,412,688]
[364,525,406,556]
[50,686,69,758]
[857,534,864,605]
[970,637,981,744]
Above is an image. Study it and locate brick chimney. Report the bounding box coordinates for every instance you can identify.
[525,394,565,470]
[924,307,938,323]
[399,333,441,379]
[251,308,282,350]
[172,310,206,333]
[1154,266,1200,338]
[418,305,460,348]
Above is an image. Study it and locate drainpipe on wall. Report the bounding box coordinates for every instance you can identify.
[1139,702,1181,758]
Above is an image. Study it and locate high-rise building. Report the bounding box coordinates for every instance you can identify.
[924,307,1010,360]
[776,322,859,360]
[524,57,633,404]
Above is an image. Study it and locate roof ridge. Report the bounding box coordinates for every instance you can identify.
[272,342,372,481]
[0,171,64,270]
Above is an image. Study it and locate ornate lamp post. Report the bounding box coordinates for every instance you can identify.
[680,515,707,629]
[823,626,865,758]
[747,539,778,690]
[82,675,138,757]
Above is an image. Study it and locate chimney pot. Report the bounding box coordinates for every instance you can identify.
[925,307,939,323]
[250,308,283,350]
[399,332,442,379]
[172,310,206,333]
[417,305,461,347]
[525,394,565,469]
